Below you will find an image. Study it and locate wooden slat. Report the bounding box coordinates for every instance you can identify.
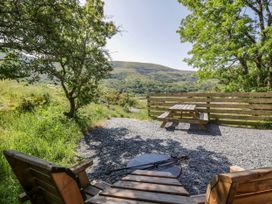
[121,175,183,186]
[100,188,196,204]
[148,92,272,97]
[131,170,176,178]
[149,97,272,104]
[148,92,272,126]
[113,181,189,196]
[157,111,170,119]
[157,118,208,124]
[236,179,272,195]
[234,189,272,204]
[215,120,271,126]
[52,172,84,204]
[84,186,101,196]
[219,168,272,183]
[91,180,111,191]
[210,114,272,121]
[88,195,154,204]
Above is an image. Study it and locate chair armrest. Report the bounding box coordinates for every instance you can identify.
[70,159,93,174]
[229,165,245,173]
[70,159,93,188]
[18,192,29,203]
[191,194,206,204]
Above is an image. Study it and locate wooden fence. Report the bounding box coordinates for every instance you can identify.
[147,92,272,126]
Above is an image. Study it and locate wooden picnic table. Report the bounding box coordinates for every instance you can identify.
[158,104,208,129]
[87,170,196,204]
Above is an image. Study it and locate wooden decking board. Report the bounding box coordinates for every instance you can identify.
[84,186,101,196]
[131,170,176,178]
[91,180,111,191]
[100,188,195,204]
[113,181,189,196]
[121,175,183,186]
[88,195,154,204]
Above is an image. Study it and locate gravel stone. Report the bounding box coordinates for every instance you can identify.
[77,118,272,195]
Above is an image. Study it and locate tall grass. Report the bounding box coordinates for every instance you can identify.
[0,80,148,203]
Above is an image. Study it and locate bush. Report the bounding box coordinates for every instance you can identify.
[101,90,137,107]
[17,93,51,112]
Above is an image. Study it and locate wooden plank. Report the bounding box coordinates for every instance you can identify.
[52,172,84,204]
[100,188,196,204]
[121,175,183,186]
[149,92,272,97]
[219,168,272,183]
[70,159,93,175]
[113,181,189,196]
[157,111,170,119]
[236,179,272,195]
[131,170,176,178]
[229,166,245,173]
[149,102,254,109]
[157,118,208,124]
[88,195,154,204]
[91,180,111,191]
[215,119,271,125]
[234,189,272,204]
[149,97,272,104]
[168,104,196,111]
[84,186,101,196]
[191,194,205,204]
[210,114,272,121]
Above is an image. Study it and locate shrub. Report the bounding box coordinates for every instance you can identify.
[101,90,137,107]
[17,93,51,112]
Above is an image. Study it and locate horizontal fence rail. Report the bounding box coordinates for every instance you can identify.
[147,92,272,126]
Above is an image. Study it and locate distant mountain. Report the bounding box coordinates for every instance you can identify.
[111,61,196,83]
[103,61,216,94]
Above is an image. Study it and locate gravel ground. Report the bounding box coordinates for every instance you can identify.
[77,118,272,195]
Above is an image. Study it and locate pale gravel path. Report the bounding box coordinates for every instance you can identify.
[77,118,272,195]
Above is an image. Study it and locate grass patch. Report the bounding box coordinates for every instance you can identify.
[0,80,148,203]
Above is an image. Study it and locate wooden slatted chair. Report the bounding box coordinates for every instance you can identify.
[4,150,110,204]
[192,165,272,204]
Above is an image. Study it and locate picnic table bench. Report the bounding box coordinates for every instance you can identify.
[158,104,208,129]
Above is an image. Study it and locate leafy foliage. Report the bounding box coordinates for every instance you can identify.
[0,80,148,203]
[0,0,117,117]
[178,0,272,92]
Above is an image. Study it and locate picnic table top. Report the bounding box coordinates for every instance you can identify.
[168,104,196,111]
[88,170,196,204]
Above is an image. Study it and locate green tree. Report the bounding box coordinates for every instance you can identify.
[178,0,272,92]
[0,0,116,117]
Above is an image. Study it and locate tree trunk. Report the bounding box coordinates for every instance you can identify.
[64,96,76,118]
[268,67,272,89]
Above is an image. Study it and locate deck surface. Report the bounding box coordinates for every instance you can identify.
[87,170,196,204]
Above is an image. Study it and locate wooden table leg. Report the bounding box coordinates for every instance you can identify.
[160,121,167,128]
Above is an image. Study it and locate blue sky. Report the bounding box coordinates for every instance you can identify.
[81,0,193,70]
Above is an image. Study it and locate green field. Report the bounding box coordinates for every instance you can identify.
[0,80,147,203]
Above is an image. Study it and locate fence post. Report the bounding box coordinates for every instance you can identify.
[207,96,211,121]
[147,95,151,117]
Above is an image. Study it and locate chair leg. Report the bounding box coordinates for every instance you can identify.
[160,121,167,128]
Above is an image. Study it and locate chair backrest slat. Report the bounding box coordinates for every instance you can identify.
[4,150,85,204]
[206,167,272,204]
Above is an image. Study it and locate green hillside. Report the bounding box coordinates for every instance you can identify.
[103,61,217,94]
